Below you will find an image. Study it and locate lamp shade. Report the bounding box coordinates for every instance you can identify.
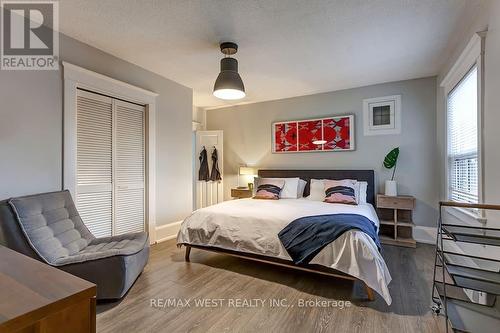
[213,57,245,100]
[239,166,255,176]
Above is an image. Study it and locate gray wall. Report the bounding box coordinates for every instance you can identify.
[206,77,438,227]
[0,33,193,226]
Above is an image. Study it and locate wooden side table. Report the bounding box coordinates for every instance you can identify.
[231,188,253,199]
[376,194,416,248]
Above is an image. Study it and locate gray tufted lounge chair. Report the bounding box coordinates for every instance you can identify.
[0,190,149,300]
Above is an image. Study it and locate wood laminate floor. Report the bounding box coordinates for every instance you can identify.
[96,240,445,333]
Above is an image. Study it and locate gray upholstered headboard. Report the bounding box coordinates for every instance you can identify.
[257,169,375,205]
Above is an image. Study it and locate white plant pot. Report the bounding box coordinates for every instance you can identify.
[385,180,397,196]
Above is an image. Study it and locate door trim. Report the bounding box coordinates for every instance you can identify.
[63,62,158,243]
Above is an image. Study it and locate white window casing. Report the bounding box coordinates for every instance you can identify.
[441,31,486,220]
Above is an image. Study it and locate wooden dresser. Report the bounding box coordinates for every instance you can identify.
[0,246,96,333]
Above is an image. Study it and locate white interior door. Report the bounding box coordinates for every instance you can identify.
[75,89,146,237]
[195,130,223,209]
[76,90,113,237]
[114,99,145,235]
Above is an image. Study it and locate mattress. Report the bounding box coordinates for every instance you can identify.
[177,198,392,305]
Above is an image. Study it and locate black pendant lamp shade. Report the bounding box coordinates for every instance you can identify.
[213,42,245,100]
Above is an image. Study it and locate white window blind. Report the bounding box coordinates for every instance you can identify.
[447,66,478,204]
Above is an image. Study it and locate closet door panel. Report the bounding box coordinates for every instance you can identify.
[76,192,113,237]
[115,188,144,234]
[114,100,145,235]
[76,90,113,237]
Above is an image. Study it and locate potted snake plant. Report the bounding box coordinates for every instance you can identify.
[383,147,399,196]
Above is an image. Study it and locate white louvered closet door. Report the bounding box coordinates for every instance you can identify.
[114,100,145,235]
[76,90,113,237]
[75,89,146,237]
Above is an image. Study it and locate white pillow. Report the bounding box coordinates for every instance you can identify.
[307,179,326,201]
[307,179,363,203]
[297,179,307,198]
[253,177,301,199]
[358,181,368,204]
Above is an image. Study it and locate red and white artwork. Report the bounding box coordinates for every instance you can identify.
[323,117,351,151]
[298,120,322,151]
[274,122,298,152]
[273,115,354,153]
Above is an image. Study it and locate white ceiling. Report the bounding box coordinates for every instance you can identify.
[58,0,487,109]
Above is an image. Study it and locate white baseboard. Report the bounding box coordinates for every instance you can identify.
[413,226,437,244]
[155,221,182,243]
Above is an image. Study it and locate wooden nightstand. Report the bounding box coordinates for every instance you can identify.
[231,188,253,199]
[376,194,416,248]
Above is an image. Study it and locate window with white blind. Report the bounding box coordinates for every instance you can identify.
[447,66,479,204]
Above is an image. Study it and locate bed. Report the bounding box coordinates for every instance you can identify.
[177,170,392,305]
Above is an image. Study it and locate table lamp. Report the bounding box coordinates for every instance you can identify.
[239,166,256,190]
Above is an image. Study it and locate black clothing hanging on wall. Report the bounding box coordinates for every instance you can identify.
[198,147,210,181]
[210,147,222,181]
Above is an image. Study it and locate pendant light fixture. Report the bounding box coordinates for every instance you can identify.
[213,42,245,100]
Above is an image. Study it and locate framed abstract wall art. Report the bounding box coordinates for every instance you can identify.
[273,115,355,153]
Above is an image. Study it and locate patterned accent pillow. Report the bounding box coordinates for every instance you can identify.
[253,179,285,200]
[324,179,358,205]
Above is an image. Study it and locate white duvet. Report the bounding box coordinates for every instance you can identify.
[177,198,392,305]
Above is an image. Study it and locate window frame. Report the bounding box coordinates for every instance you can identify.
[441,32,486,218]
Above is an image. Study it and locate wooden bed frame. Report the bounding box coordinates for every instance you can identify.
[181,169,377,301]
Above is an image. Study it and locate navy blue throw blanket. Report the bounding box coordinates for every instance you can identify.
[278,214,380,265]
